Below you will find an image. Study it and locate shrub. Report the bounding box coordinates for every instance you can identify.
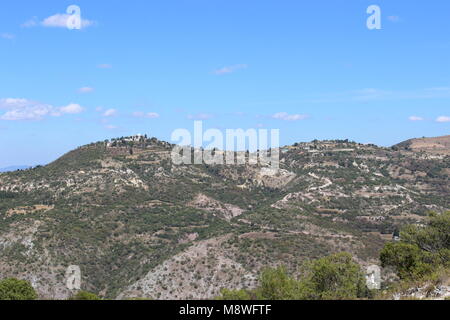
[256,266,300,300]
[217,252,369,300]
[70,290,101,300]
[298,252,368,300]
[380,242,433,280]
[0,278,38,300]
[380,212,449,280]
[217,288,253,300]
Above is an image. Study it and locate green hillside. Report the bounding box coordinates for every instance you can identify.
[0,136,448,299]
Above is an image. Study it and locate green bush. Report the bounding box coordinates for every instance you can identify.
[298,252,368,300]
[218,252,368,300]
[0,278,38,300]
[401,212,450,266]
[256,266,300,300]
[70,290,101,300]
[217,288,253,300]
[380,242,433,280]
[380,212,449,280]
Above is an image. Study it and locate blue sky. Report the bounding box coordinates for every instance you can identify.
[0,0,449,167]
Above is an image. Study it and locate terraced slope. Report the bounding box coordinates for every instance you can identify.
[0,136,448,299]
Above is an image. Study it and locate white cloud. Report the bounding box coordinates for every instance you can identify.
[272,112,308,121]
[102,109,117,117]
[351,88,390,102]
[315,87,450,104]
[132,112,160,119]
[22,14,94,29]
[214,64,248,75]
[0,105,53,121]
[187,113,214,120]
[41,14,94,29]
[59,103,84,115]
[1,33,15,40]
[409,116,424,121]
[97,64,112,69]
[105,124,118,130]
[0,98,29,107]
[436,116,450,123]
[147,112,160,119]
[21,17,38,28]
[249,86,450,107]
[0,98,84,121]
[78,87,94,94]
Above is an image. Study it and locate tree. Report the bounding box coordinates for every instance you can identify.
[380,242,433,280]
[379,212,449,280]
[299,252,368,300]
[70,290,101,300]
[0,278,38,300]
[255,266,300,300]
[401,212,450,264]
[217,253,369,300]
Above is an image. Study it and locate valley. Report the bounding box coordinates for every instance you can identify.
[0,135,448,299]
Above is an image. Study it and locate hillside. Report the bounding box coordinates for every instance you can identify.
[0,135,449,299]
[0,166,31,173]
[394,135,450,155]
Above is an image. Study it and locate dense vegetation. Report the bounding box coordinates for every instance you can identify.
[0,136,448,299]
[219,212,449,300]
[380,211,449,280]
[69,290,101,300]
[218,252,369,300]
[0,212,448,300]
[0,278,37,300]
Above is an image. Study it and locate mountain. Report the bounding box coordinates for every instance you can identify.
[0,165,31,173]
[0,136,448,299]
[393,135,450,155]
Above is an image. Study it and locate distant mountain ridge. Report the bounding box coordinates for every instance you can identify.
[394,135,450,155]
[0,135,448,299]
[0,165,31,173]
